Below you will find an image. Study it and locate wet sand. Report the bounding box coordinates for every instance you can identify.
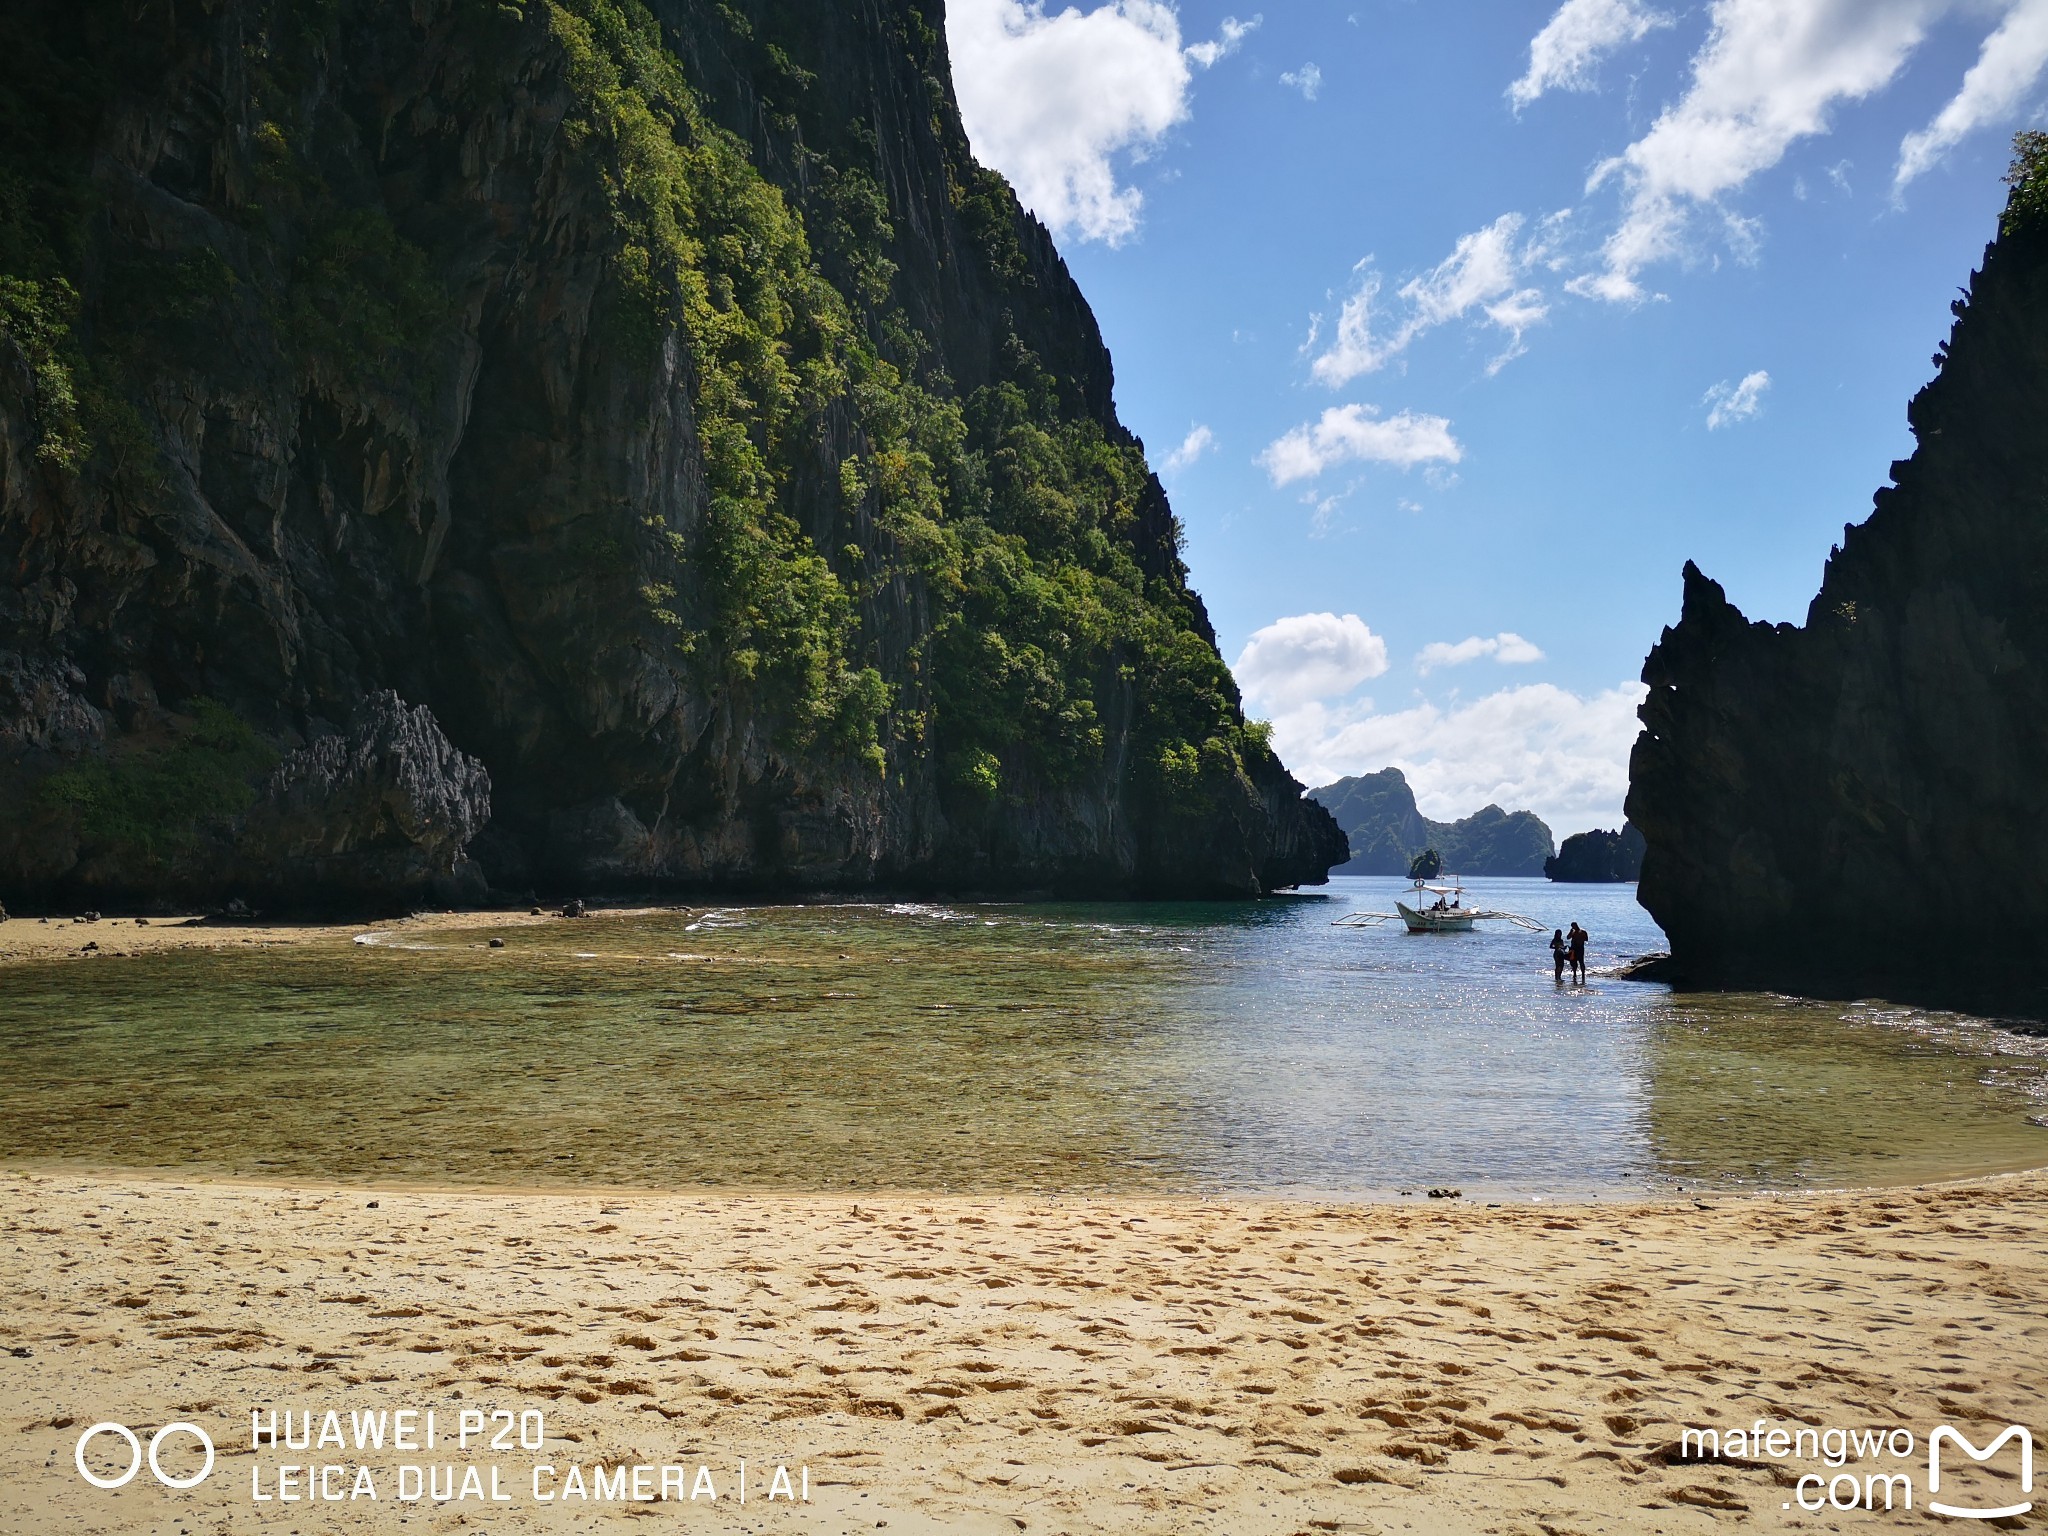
[3,1170,2043,1534]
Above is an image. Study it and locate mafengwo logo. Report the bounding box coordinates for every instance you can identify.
[1928,1424,2032,1520]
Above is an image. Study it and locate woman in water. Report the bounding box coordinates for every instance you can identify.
[1549,928,1567,983]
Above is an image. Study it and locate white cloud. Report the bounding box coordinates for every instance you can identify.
[1308,267,1394,384]
[1232,613,1390,709]
[1416,632,1547,673]
[1508,0,1675,111]
[1280,62,1323,100]
[1309,215,1549,386]
[1572,0,1945,303]
[1232,615,1631,834]
[1703,368,1770,427]
[1259,405,1464,485]
[1407,217,1529,327]
[1281,682,1648,835]
[1186,13,1260,68]
[1896,0,2048,191]
[950,0,1254,244]
[1162,423,1216,471]
[1480,290,1551,373]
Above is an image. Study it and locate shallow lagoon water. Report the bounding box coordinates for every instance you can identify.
[2,877,2044,1197]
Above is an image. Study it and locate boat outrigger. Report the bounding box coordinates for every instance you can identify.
[1333,874,1545,935]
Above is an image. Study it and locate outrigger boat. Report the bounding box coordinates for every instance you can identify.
[1333,874,1544,935]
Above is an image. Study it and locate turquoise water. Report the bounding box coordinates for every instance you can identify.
[1,876,2043,1197]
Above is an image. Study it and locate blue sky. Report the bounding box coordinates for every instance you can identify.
[945,0,2048,834]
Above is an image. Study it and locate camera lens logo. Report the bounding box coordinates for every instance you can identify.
[74,1422,215,1490]
[1928,1424,2033,1520]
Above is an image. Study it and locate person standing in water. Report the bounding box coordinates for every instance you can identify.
[1567,922,1588,983]
[1549,928,1567,983]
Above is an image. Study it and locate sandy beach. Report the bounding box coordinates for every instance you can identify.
[3,1169,2043,1534]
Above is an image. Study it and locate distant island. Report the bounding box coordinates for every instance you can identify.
[1309,769,1553,877]
[1544,823,1644,883]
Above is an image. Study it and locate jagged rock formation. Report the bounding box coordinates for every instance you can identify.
[1627,151,2048,1017]
[1544,823,1644,883]
[1310,768,1553,877]
[245,692,491,906]
[0,683,488,910]
[0,0,1344,909]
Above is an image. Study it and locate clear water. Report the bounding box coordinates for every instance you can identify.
[2,877,2044,1198]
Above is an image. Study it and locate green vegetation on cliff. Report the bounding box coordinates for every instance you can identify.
[0,0,1338,900]
[42,702,278,866]
[1,0,1266,807]
[540,0,1262,808]
[544,0,888,763]
[2000,129,2048,237]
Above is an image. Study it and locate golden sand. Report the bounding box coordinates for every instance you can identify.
[2,1170,2043,1534]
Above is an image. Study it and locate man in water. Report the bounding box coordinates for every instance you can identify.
[1567,922,1588,983]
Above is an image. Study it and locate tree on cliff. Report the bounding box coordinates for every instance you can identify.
[2002,130,2048,236]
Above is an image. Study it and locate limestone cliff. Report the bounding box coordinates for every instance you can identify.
[0,0,1344,909]
[1627,147,2048,1016]
[1308,770,1428,875]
